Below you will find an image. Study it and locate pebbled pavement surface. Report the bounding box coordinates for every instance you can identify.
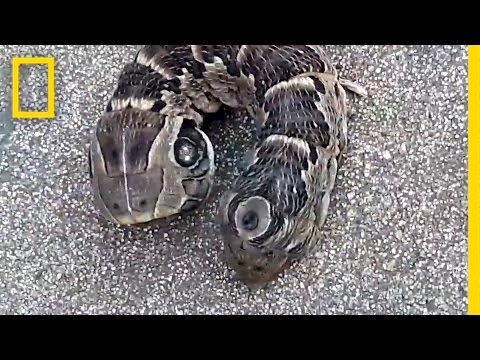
[0,45,468,315]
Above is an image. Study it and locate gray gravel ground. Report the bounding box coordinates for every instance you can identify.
[0,45,468,315]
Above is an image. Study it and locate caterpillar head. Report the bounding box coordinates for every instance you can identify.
[89,109,215,226]
[217,170,309,286]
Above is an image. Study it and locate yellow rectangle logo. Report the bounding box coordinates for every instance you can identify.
[11,57,55,119]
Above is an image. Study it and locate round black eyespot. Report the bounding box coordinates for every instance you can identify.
[174,137,200,168]
[241,211,259,231]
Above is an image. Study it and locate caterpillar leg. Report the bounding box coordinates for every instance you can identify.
[339,78,368,97]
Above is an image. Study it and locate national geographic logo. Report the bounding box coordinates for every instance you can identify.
[11,57,55,119]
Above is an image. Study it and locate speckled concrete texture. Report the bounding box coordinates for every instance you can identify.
[0,45,468,314]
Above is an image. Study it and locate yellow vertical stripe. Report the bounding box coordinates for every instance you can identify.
[468,45,480,315]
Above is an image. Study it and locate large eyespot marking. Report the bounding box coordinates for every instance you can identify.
[234,196,272,240]
[171,119,212,177]
[174,137,201,168]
